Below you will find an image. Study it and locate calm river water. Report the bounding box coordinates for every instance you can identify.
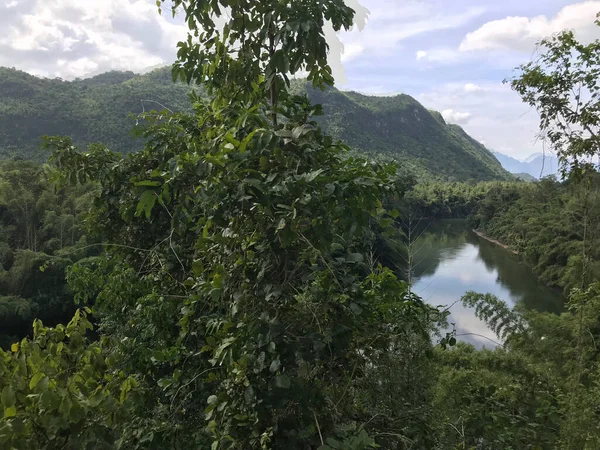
[409,220,564,347]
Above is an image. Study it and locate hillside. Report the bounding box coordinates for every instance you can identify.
[306,87,510,181]
[0,67,197,159]
[0,67,510,181]
[514,172,537,182]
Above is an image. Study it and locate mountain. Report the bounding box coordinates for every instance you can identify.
[305,87,510,181]
[0,67,198,160]
[0,66,510,181]
[493,151,559,179]
[514,172,537,182]
[525,152,544,164]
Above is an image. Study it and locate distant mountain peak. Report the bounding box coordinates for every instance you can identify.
[493,151,559,178]
[525,152,544,163]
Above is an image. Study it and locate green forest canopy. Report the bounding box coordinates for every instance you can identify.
[0,1,599,450]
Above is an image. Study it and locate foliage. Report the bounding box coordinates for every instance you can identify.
[509,15,600,179]
[2,2,600,450]
[400,180,521,219]
[0,67,199,160]
[461,292,525,341]
[432,284,600,449]
[0,309,135,449]
[469,174,600,291]
[0,159,97,345]
[30,0,448,448]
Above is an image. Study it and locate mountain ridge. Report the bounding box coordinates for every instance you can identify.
[493,151,559,179]
[0,66,510,181]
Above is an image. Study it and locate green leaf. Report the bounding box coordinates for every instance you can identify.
[269,359,281,373]
[29,372,45,391]
[3,406,16,419]
[349,303,363,315]
[275,375,291,389]
[192,259,204,276]
[40,391,61,411]
[136,190,157,219]
[69,402,84,423]
[134,180,162,187]
[305,169,324,182]
[326,438,341,448]
[1,386,15,408]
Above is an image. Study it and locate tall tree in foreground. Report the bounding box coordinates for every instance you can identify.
[509,15,600,179]
[509,14,600,291]
[3,0,442,449]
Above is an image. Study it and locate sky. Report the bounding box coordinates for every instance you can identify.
[1,0,600,159]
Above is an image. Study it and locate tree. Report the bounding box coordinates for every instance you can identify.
[0,310,135,450]
[164,0,355,118]
[41,0,441,448]
[509,15,600,179]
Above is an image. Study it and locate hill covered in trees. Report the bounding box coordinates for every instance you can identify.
[306,87,510,181]
[0,66,510,181]
[0,67,197,160]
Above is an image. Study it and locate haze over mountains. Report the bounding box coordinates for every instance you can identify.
[0,66,511,181]
[492,151,560,179]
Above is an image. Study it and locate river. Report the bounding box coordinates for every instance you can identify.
[407,220,564,347]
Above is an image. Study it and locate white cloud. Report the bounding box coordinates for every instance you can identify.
[419,83,544,159]
[442,109,472,124]
[342,43,366,62]
[337,1,486,72]
[414,47,461,63]
[0,0,371,81]
[464,83,483,93]
[460,1,600,53]
[0,0,187,79]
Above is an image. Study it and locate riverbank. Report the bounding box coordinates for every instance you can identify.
[472,229,518,255]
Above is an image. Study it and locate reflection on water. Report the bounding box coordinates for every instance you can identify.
[408,220,564,347]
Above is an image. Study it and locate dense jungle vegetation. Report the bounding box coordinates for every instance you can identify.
[0,1,599,449]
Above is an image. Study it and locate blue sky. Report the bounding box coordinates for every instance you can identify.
[2,0,599,159]
[333,0,600,159]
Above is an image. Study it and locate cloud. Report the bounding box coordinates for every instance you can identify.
[419,82,544,159]
[460,1,600,53]
[414,47,461,63]
[442,109,472,124]
[337,1,486,71]
[464,83,483,93]
[341,43,366,62]
[0,0,188,79]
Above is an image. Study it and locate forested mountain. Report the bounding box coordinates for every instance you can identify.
[0,67,197,159]
[307,87,510,181]
[0,66,510,181]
